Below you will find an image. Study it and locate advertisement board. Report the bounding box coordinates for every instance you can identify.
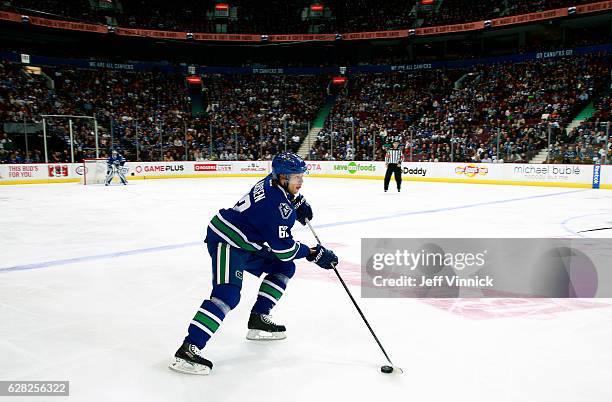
[507,164,593,187]
[128,162,188,177]
[0,163,83,183]
[1,161,611,189]
[329,161,379,177]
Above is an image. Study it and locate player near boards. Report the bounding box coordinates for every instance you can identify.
[384,140,404,192]
[105,149,127,186]
[169,152,339,375]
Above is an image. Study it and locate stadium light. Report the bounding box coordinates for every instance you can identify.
[310,4,324,12]
[186,76,202,85]
[332,76,347,85]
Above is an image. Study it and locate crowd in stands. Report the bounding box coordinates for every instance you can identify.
[420,0,597,28]
[188,74,326,161]
[310,54,610,164]
[118,0,318,35]
[1,0,603,34]
[510,0,598,18]
[0,60,189,162]
[1,53,611,165]
[309,69,459,161]
[3,0,95,22]
[548,95,612,164]
[0,60,326,163]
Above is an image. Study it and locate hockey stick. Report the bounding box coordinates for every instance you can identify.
[577,226,612,234]
[305,219,403,374]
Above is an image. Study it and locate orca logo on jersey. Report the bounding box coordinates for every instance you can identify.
[278,203,292,219]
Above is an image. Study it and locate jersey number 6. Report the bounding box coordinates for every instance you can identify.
[278,226,288,239]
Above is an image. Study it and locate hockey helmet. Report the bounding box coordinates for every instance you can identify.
[271,152,307,180]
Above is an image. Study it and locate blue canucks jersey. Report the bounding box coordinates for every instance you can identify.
[107,154,125,166]
[206,174,310,262]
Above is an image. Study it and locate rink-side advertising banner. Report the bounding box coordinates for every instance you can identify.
[361,238,612,298]
[129,161,270,177]
[1,162,611,188]
[0,163,85,183]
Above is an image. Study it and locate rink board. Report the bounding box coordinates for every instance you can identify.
[0,161,610,189]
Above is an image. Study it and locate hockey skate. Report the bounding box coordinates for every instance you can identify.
[169,342,213,375]
[246,313,287,340]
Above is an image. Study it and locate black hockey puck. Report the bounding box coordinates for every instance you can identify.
[380,365,393,374]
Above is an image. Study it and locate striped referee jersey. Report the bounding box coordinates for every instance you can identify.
[385,147,404,164]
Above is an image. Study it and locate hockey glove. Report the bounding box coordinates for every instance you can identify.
[293,195,313,226]
[307,245,338,270]
[254,245,277,262]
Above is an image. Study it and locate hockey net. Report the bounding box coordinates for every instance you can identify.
[81,158,108,185]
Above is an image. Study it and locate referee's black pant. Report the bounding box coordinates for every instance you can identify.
[384,163,402,191]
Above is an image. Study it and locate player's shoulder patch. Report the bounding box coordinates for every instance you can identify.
[278,203,292,219]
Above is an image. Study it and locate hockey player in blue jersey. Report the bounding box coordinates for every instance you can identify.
[105,149,127,186]
[169,152,338,375]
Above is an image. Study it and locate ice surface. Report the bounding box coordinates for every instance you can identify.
[1,178,612,402]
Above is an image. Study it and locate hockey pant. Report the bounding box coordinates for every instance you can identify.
[184,241,296,349]
[384,163,402,191]
[105,165,127,185]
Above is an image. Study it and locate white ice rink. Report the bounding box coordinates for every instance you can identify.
[2,177,612,402]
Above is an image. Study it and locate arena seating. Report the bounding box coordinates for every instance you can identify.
[1,54,610,164]
[0,62,327,163]
[310,54,610,163]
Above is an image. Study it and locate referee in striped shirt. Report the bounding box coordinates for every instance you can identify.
[384,140,403,192]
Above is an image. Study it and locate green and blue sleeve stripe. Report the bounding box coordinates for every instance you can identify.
[209,213,262,252]
[270,242,310,261]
